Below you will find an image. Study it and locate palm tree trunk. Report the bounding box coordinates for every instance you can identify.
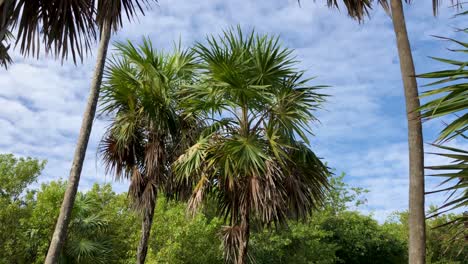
[44,20,112,264]
[136,199,156,264]
[237,206,250,264]
[390,1,426,263]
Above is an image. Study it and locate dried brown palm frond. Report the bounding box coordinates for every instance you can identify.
[98,132,142,181]
[325,0,373,21]
[143,136,166,186]
[221,225,244,264]
[283,142,330,219]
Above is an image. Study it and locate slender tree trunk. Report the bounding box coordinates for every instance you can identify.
[237,206,250,264]
[390,1,426,263]
[44,20,112,264]
[136,199,156,264]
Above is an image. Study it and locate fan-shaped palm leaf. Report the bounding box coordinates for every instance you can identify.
[174,27,329,264]
[99,38,200,263]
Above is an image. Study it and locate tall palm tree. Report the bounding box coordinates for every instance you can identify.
[314,1,463,263]
[174,28,330,264]
[45,1,158,263]
[98,39,199,264]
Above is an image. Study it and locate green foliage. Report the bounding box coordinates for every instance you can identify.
[426,212,467,264]
[1,153,464,263]
[0,154,45,199]
[322,211,407,264]
[147,199,224,264]
[250,219,338,264]
[384,210,467,264]
[0,154,139,264]
[418,14,467,241]
[0,154,45,263]
[322,172,369,213]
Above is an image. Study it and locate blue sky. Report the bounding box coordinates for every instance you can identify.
[0,0,466,222]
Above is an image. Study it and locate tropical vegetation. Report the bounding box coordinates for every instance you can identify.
[0,1,466,263]
[1,154,466,264]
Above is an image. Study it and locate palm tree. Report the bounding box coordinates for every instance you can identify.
[98,39,199,264]
[174,28,330,264]
[418,20,467,244]
[45,1,158,263]
[313,1,463,262]
[0,0,158,262]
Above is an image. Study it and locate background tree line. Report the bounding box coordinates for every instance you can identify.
[0,153,465,264]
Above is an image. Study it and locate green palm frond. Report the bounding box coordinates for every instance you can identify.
[419,13,467,243]
[0,29,12,68]
[58,192,112,264]
[0,0,14,67]
[99,38,199,211]
[418,37,467,143]
[64,237,110,264]
[426,144,467,234]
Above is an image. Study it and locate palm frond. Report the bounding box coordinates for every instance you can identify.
[100,38,199,215]
[95,0,156,32]
[221,225,244,263]
[10,0,96,63]
[0,0,14,67]
[418,38,467,142]
[419,14,467,243]
[426,144,467,240]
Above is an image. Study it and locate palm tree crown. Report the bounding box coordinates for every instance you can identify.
[174,27,330,263]
[99,38,198,210]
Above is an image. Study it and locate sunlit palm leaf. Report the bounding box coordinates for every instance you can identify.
[418,37,467,143]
